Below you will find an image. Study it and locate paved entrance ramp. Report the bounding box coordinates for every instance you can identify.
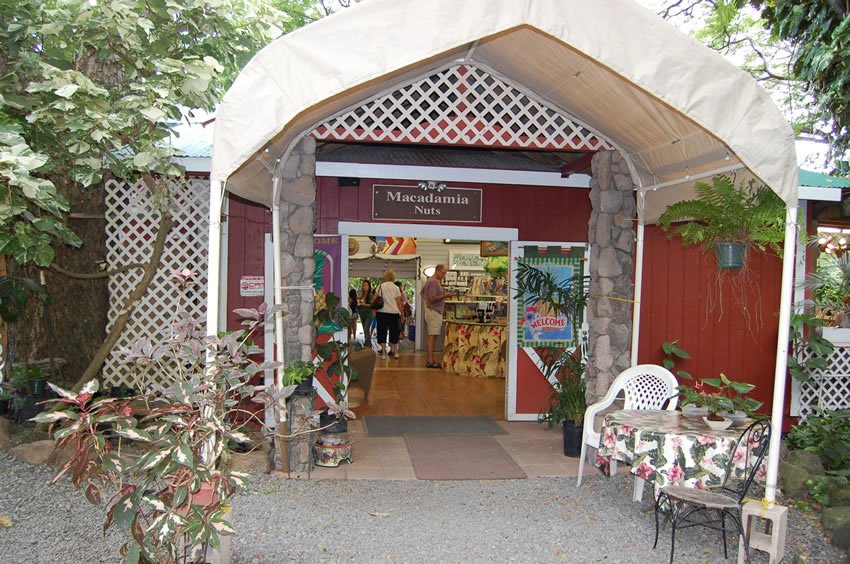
[363,416,508,437]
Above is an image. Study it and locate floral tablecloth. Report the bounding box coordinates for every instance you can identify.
[442,321,506,378]
[596,410,765,490]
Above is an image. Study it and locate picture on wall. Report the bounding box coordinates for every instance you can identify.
[480,240,509,256]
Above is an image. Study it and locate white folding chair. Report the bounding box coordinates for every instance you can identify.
[576,364,679,501]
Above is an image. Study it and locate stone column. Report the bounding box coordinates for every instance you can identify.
[278,137,317,364]
[276,137,318,472]
[586,151,636,402]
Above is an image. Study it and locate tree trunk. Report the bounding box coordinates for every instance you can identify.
[6,180,107,388]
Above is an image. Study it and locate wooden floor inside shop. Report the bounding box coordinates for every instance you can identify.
[302,350,596,480]
[351,351,505,420]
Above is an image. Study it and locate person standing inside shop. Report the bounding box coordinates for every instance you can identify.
[347,288,358,342]
[372,270,404,359]
[422,264,453,368]
[395,281,411,336]
[357,280,375,347]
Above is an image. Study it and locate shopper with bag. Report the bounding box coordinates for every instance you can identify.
[372,269,403,359]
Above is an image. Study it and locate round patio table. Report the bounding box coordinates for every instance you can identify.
[596,409,762,491]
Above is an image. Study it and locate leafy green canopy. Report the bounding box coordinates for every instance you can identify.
[0,0,314,267]
[752,0,850,161]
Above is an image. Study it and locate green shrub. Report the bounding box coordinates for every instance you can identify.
[786,408,850,472]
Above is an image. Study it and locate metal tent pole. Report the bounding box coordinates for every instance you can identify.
[205,180,224,337]
[765,206,798,503]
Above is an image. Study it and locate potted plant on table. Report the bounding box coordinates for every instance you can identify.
[658,175,785,270]
[676,373,762,430]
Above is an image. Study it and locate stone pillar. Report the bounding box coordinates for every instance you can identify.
[286,395,314,472]
[273,136,318,472]
[586,151,636,402]
[278,137,317,364]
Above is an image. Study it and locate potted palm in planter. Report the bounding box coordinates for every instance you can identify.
[538,352,586,457]
[658,175,785,270]
[516,262,590,457]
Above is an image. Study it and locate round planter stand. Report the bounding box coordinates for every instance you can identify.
[313,433,352,467]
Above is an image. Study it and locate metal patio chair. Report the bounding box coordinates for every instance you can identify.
[653,419,771,564]
[575,364,679,501]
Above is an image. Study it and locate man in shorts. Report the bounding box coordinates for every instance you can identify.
[421,264,453,368]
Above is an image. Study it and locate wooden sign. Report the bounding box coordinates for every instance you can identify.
[372,184,482,222]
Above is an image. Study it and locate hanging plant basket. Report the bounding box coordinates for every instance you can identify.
[714,242,746,270]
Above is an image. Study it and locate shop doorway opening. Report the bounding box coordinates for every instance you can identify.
[339,222,516,419]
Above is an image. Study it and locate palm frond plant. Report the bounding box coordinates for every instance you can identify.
[516,263,589,456]
[515,263,589,334]
[658,175,785,269]
[538,353,586,427]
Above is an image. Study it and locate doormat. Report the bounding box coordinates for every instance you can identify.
[404,434,527,480]
[363,416,508,437]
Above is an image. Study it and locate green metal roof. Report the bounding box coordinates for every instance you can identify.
[799,169,850,188]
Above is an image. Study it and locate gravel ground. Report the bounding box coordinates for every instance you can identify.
[0,451,845,563]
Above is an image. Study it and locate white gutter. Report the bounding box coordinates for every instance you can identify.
[205,180,224,337]
[765,206,798,504]
[315,161,591,188]
[798,185,842,201]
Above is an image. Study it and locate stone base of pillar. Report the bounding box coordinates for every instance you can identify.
[272,394,314,473]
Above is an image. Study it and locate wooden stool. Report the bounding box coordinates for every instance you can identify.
[738,501,788,564]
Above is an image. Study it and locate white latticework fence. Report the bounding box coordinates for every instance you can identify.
[103,177,209,387]
[313,64,614,151]
[796,346,850,421]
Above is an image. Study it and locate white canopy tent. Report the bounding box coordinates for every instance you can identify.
[208,0,798,504]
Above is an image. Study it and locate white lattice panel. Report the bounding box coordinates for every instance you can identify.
[313,64,613,151]
[103,178,209,387]
[797,347,850,421]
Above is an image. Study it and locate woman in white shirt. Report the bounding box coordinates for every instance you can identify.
[372,269,403,359]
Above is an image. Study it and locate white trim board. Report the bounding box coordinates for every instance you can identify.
[799,187,842,202]
[338,221,518,241]
[316,161,591,188]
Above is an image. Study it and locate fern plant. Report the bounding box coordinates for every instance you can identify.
[658,175,785,255]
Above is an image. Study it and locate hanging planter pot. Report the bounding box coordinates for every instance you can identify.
[714,242,746,270]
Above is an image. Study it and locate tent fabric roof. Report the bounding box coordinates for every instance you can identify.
[212,0,798,221]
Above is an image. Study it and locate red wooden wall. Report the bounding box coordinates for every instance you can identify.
[636,225,784,416]
[225,195,273,334]
[316,177,592,242]
[232,179,788,418]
